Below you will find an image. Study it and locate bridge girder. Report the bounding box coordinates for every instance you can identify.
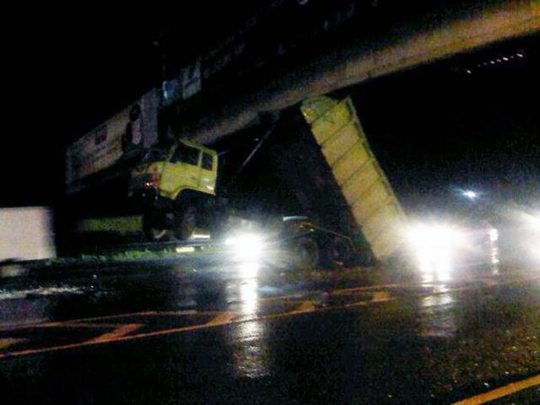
[180,1,539,144]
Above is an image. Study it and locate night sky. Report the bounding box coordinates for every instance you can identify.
[346,35,540,212]
[2,6,539,214]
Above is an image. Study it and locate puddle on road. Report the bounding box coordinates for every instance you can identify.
[231,320,271,379]
[225,266,271,379]
[0,286,88,327]
[0,286,85,301]
[420,292,458,339]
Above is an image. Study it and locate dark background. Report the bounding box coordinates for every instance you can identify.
[2,4,539,211]
[347,35,540,212]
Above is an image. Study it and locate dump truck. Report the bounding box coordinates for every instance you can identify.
[129,95,408,267]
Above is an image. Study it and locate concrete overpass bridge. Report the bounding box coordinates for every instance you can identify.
[160,0,539,145]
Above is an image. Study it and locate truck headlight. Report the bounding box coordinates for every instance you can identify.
[225,233,266,263]
[407,224,465,281]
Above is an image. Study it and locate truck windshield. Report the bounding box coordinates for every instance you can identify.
[141,145,170,163]
[172,143,200,166]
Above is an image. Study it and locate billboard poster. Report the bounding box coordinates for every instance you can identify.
[182,58,202,100]
[65,89,161,192]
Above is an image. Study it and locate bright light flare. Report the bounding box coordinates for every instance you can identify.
[508,208,540,266]
[408,225,464,251]
[407,224,465,282]
[462,190,477,200]
[516,212,540,261]
[528,214,540,261]
[527,214,540,229]
[489,228,500,273]
[225,233,266,263]
[489,228,499,242]
[176,246,195,253]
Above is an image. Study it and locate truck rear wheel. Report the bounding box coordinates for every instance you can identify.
[292,237,320,270]
[324,237,354,269]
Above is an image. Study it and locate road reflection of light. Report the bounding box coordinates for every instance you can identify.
[239,262,259,281]
[0,286,84,300]
[420,293,457,338]
[491,245,500,275]
[422,293,454,308]
[490,228,500,275]
[489,228,499,243]
[0,286,85,326]
[232,321,270,378]
[239,277,259,315]
[419,256,452,285]
[229,265,270,379]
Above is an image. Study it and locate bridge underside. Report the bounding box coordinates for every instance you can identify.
[172,1,539,145]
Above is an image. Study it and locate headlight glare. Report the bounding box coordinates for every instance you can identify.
[225,233,265,262]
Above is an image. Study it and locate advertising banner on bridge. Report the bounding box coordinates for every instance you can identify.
[65,89,161,193]
[162,0,361,107]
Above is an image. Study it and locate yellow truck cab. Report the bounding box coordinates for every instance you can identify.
[130,140,218,240]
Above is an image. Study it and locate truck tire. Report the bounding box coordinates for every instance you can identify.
[173,205,198,241]
[143,211,172,241]
[292,237,320,270]
[324,237,354,269]
[129,104,141,121]
[121,122,133,152]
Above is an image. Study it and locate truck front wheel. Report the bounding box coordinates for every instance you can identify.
[143,210,172,241]
[173,205,198,241]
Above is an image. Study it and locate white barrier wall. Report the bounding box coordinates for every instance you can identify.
[0,207,56,261]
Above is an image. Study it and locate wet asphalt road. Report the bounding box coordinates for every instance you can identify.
[0,259,539,404]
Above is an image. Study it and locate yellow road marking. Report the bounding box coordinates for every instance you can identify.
[452,374,540,404]
[0,338,27,350]
[0,310,211,331]
[86,324,143,344]
[0,321,226,360]
[0,292,390,360]
[481,278,500,287]
[331,284,402,296]
[1,275,537,360]
[292,301,318,313]
[205,312,235,326]
[371,291,391,302]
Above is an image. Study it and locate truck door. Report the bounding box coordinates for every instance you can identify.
[159,142,202,198]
